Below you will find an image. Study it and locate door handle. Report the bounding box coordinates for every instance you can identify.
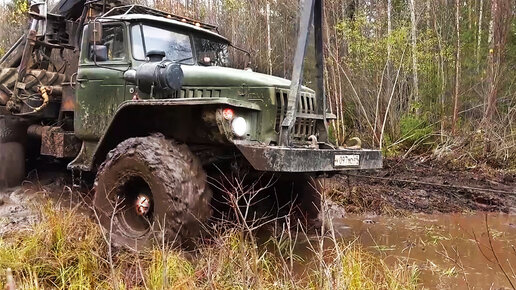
[76,78,89,83]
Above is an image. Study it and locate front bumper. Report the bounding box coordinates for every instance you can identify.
[236,143,383,172]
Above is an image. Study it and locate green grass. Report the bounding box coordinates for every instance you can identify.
[0,202,419,289]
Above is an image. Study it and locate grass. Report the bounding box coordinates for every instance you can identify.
[0,201,419,289]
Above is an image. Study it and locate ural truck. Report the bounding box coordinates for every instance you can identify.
[0,0,382,248]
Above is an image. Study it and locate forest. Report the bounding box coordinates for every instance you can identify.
[0,0,515,289]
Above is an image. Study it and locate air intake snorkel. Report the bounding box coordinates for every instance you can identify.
[124,50,184,97]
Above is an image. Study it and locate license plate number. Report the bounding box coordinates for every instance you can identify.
[334,155,360,167]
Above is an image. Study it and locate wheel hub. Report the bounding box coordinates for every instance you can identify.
[135,194,151,216]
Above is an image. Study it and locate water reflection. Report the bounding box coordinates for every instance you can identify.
[333,213,516,288]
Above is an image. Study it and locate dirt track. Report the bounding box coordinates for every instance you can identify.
[0,168,83,235]
[330,157,516,215]
[1,158,515,289]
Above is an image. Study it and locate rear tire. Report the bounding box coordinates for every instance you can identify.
[0,116,26,189]
[94,135,212,250]
[0,68,66,105]
[0,142,25,188]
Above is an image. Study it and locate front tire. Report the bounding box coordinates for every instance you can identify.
[210,163,322,231]
[94,135,212,250]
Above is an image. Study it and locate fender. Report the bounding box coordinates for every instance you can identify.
[68,98,261,172]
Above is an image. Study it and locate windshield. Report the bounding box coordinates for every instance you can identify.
[193,36,229,67]
[131,23,229,66]
[131,24,194,64]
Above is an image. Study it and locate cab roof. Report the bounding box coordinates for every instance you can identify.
[98,5,229,44]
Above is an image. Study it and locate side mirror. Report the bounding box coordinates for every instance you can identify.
[90,45,108,61]
[88,22,102,44]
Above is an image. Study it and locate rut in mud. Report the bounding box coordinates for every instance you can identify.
[328,158,516,215]
[0,167,81,235]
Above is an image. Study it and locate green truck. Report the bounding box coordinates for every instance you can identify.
[0,0,382,249]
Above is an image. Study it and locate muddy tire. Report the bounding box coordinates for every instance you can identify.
[0,116,26,189]
[211,165,322,230]
[275,174,322,227]
[0,142,25,188]
[94,135,212,250]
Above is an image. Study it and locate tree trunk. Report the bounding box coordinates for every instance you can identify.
[266,1,272,75]
[382,0,393,146]
[431,1,447,141]
[476,0,484,72]
[452,0,461,135]
[483,0,513,153]
[409,0,419,114]
[426,0,431,29]
[387,0,392,61]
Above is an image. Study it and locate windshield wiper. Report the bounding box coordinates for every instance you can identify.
[172,56,194,64]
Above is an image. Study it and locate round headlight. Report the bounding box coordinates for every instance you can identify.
[231,117,247,137]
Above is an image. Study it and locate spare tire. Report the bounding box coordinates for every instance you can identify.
[0,68,66,105]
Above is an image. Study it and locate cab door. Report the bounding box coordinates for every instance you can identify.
[75,23,130,141]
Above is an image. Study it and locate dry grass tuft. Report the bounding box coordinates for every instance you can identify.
[0,201,419,289]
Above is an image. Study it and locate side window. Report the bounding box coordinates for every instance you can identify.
[131,25,145,60]
[91,24,126,61]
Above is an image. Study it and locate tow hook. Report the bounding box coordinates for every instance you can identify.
[308,135,319,149]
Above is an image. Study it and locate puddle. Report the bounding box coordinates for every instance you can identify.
[333,213,516,289]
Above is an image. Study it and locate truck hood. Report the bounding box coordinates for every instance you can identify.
[181,65,310,91]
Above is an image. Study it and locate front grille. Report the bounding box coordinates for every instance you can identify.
[274,91,288,133]
[275,89,318,139]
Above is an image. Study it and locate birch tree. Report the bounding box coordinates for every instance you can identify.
[266,0,273,75]
[452,0,461,134]
[409,0,419,113]
[476,0,483,71]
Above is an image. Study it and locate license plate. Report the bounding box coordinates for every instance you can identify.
[334,154,360,167]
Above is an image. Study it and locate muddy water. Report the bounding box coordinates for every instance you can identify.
[333,213,516,289]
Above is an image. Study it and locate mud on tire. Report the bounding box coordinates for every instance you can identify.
[0,142,25,188]
[94,135,212,250]
[211,165,322,231]
[0,116,26,188]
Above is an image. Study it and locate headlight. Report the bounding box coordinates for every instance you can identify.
[231,117,247,137]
